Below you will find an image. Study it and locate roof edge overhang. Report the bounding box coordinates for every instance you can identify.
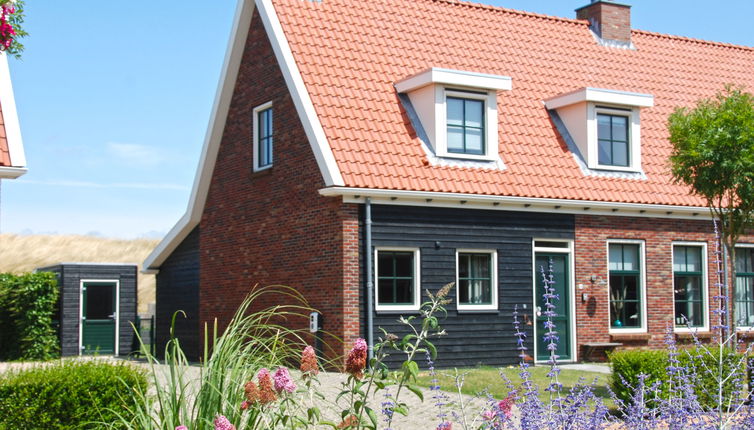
[395,67,512,93]
[319,187,712,221]
[144,0,346,273]
[0,51,25,171]
[544,87,654,110]
[0,166,27,179]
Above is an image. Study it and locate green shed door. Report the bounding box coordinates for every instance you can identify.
[81,281,117,355]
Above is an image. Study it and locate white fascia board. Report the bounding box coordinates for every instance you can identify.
[395,67,512,93]
[257,0,344,186]
[0,51,25,169]
[0,165,27,178]
[143,0,254,272]
[319,187,712,220]
[545,87,654,110]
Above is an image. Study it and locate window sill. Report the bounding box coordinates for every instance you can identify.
[456,308,499,314]
[251,166,273,178]
[590,164,641,173]
[610,333,651,342]
[374,308,421,314]
[437,152,497,162]
[675,331,712,340]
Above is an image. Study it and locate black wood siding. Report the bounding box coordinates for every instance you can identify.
[155,227,200,360]
[361,205,574,368]
[37,263,138,357]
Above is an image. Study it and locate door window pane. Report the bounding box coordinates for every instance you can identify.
[85,283,115,320]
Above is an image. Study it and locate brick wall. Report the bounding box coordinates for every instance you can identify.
[576,1,631,44]
[198,9,360,362]
[575,214,753,360]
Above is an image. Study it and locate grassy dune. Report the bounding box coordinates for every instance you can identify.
[0,234,159,314]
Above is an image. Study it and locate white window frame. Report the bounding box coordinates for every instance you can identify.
[588,104,641,172]
[455,249,498,311]
[671,242,709,333]
[734,244,754,330]
[374,247,421,312]
[252,101,273,172]
[606,239,647,334]
[436,88,498,161]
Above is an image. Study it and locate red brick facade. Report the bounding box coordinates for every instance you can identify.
[576,1,631,44]
[574,215,752,360]
[198,10,360,361]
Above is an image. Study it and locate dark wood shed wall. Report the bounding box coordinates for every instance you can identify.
[362,205,575,368]
[40,264,137,357]
[155,227,200,360]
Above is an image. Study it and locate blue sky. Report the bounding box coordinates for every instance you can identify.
[3,1,754,239]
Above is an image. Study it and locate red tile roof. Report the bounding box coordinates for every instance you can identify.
[273,0,754,207]
[0,100,10,166]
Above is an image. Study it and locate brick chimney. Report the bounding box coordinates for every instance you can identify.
[576,1,631,45]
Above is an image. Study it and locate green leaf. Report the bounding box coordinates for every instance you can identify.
[366,406,378,429]
[407,384,424,401]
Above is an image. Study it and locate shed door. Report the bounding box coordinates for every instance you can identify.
[81,281,116,354]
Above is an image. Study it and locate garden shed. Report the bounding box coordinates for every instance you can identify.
[36,263,138,357]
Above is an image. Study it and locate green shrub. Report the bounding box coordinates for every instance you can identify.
[609,349,669,405]
[609,347,745,409]
[0,360,147,429]
[0,272,59,360]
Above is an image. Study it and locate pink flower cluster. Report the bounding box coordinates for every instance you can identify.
[214,414,236,430]
[0,2,16,50]
[345,338,367,379]
[273,366,297,394]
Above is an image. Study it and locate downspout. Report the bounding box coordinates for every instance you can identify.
[365,198,374,361]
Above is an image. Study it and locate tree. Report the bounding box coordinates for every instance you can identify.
[0,0,26,58]
[668,85,754,333]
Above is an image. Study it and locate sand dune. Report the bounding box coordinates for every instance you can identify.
[0,234,159,314]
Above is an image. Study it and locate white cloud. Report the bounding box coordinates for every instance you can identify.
[15,179,189,191]
[106,142,165,167]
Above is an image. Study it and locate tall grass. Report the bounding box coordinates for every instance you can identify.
[115,285,316,430]
[0,233,159,313]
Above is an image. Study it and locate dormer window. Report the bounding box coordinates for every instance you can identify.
[545,88,653,173]
[597,112,629,167]
[395,68,511,162]
[447,95,485,155]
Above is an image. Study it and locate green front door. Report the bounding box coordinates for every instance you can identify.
[82,281,116,355]
[534,253,571,361]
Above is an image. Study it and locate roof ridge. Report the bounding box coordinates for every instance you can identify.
[432,0,754,52]
[633,28,754,52]
[430,0,586,26]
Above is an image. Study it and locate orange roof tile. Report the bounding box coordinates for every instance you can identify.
[0,100,10,167]
[272,0,754,207]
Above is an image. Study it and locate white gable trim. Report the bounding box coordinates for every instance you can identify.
[144,0,345,272]
[0,51,26,174]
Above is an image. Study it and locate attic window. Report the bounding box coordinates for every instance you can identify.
[545,88,653,173]
[395,68,511,162]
